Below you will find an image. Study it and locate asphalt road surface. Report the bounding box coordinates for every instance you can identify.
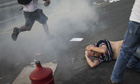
[0,0,140,84]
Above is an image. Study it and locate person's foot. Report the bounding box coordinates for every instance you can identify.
[108,78,121,84]
[11,27,20,41]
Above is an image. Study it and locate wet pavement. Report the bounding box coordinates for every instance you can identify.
[0,0,140,84]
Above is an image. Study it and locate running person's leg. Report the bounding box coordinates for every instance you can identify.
[110,21,140,83]
[35,9,53,38]
[11,11,35,41]
[127,56,140,72]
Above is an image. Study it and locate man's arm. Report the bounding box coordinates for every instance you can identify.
[86,45,107,54]
[85,51,100,68]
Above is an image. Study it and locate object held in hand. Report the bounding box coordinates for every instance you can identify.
[44,0,51,6]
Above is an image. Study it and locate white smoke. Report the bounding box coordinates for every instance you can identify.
[46,0,98,35]
[0,0,99,63]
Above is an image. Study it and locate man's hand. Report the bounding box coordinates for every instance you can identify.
[43,0,51,6]
[86,44,94,51]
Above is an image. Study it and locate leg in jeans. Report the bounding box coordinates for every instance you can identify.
[127,56,140,72]
[110,21,140,83]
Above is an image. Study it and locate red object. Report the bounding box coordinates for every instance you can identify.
[29,61,55,84]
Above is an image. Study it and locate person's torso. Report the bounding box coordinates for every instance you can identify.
[130,0,140,23]
[23,0,39,12]
[109,40,123,59]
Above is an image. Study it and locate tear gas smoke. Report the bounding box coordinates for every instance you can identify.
[46,0,98,35]
[0,0,100,63]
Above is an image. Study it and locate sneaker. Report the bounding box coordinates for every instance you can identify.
[108,78,121,84]
[11,27,20,41]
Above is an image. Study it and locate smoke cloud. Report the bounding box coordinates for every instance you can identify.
[46,0,98,35]
[0,0,99,63]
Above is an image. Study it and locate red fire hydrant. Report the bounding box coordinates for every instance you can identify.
[29,61,55,84]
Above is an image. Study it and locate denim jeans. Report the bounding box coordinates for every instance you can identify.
[127,56,140,72]
[111,21,140,83]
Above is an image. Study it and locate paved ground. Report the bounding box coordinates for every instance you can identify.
[0,0,140,84]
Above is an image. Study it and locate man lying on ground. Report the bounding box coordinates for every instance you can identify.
[85,39,140,72]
